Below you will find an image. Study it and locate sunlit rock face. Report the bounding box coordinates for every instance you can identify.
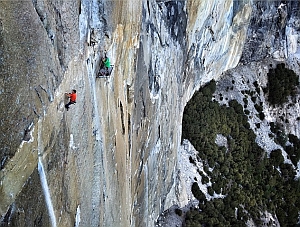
[0,1,299,227]
[132,1,251,226]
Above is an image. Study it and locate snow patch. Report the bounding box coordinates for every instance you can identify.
[79,1,88,47]
[296,160,300,179]
[18,123,35,150]
[260,211,279,227]
[69,134,77,150]
[157,139,227,226]
[179,140,226,202]
[294,47,300,59]
[286,26,298,56]
[74,205,81,227]
[215,134,228,151]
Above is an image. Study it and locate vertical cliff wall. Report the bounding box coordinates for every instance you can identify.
[1,0,299,227]
[132,1,251,225]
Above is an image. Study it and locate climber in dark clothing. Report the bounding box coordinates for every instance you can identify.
[96,52,113,77]
[65,89,77,111]
[98,56,110,77]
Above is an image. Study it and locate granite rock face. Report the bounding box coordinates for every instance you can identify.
[241,1,300,63]
[0,1,299,227]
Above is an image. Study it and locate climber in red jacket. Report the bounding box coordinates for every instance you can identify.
[65,89,77,111]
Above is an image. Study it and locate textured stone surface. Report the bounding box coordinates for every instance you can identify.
[0,0,299,227]
[241,1,300,63]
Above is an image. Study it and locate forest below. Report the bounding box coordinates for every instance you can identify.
[181,64,300,227]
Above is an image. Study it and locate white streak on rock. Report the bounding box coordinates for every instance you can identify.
[38,158,57,227]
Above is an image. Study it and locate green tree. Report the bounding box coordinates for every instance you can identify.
[270,149,284,166]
